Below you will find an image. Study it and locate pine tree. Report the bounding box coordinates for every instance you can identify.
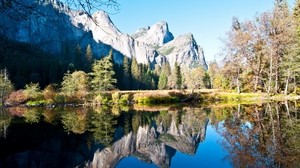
[74,44,82,70]
[158,73,168,90]
[174,62,182,89]
[131,57,140,89]
[90,50,117,92]
[84,44,93,72]
[169,62,182,89]
[122,56,131,90]
[157,61,171,89]
[61,71,76,97]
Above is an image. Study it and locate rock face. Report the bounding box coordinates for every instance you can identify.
[132,21,174,47]
[0,0,207,70]
[158,33,208,70]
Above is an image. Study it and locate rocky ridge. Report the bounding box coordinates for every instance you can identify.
[0,0,207,70]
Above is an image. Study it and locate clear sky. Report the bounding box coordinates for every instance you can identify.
[105,0,295,63]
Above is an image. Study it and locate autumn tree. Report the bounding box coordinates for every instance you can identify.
[218,0,298,94]
[61,70,89,100]
[183,67,206,91]
[23,83,41,100]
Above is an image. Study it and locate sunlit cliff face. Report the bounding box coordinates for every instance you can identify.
[0,0,207,70]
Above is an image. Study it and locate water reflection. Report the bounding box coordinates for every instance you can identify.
[0,102,299,167]
[210,101,300,168]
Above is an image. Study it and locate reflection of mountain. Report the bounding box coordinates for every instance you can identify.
[89,109,208,168]
[0,107,208,168]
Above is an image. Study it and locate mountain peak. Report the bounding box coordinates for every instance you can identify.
[1,0,207,72]
[158,33,207,70]
[132,21,174,47]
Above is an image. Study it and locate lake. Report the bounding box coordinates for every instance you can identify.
[0,102,299,168]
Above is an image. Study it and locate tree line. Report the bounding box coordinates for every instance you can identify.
[209,0,300,94]
[0,42,211,106]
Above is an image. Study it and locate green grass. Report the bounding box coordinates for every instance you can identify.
[26,100,47,106]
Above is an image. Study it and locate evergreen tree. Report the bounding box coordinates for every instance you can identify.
[89,107,117,146]
[203,72,211,89]
[84,44,93,72]
[0,69,13,105]
[122,56,131,90]
[174,63,182,89]
[158,73,168,90]
[162,61,171,76]
[61,71,76,97]
[90,50,117,91]
[131,57,140,89]
[157,62,171,90]
[74,44,82,70]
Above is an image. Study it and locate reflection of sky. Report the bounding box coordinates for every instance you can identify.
[116,124,231,168]
[117,157,158,168]
[171,125,231,168]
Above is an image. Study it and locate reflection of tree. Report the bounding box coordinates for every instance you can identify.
[123,112,132,135]
[216,103,300,167]
[61,108,88,134]
[0,108,12,138]
[132,111,157,134]
[89,107,117,146]
[156,110,172,132]
[43,108,60,125]
[23,108,42,124]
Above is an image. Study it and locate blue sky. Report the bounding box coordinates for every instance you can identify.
[106,0,295,63]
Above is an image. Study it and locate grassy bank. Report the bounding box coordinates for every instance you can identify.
[4,89,300,107]
[200,89,300,103]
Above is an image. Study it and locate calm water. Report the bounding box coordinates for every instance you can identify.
[0,102,299,168]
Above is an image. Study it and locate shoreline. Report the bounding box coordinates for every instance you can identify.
[3,89,300,108]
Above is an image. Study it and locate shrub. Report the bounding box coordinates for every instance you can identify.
[93,93,111,105]
[112,92,120,104]
[119,94,130,104]
[54,94,65,104]
[5,90,27,106]
[43,84,57,104]
[24,83,42,100]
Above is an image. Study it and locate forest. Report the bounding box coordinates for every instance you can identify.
[1,0,300,106]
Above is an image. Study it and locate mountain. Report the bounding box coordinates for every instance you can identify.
[132,21,174,47]
[158,33,207,70]
[0,0,207,70]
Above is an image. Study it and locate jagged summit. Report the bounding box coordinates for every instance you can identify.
[0,0,207,71]
[71,10,123,41]
[158,33,208,70]
[132,21,174,47]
